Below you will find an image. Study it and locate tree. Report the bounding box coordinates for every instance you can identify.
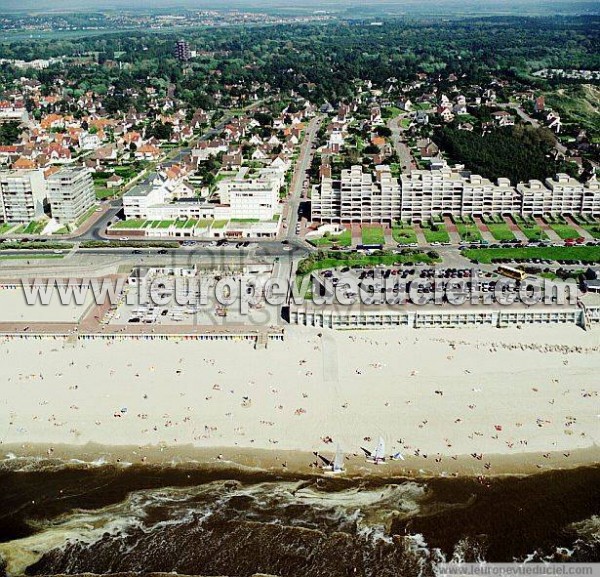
[375,126,392,138]
[0,122,21,145]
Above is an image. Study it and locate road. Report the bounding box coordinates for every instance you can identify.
[497,103,568,155]
[387,115,413,173]
[285,114,322,243]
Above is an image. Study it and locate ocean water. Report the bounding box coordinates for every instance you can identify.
[0,459,598,576]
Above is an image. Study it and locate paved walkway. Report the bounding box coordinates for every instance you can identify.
[535,218,563,243]
[383,224,394,247]
[414,225,428,247]
[443,216,462,244]
[351,224,361,247]
[503,216,528,242]
[473,217,496,243]
[565,216,594,240]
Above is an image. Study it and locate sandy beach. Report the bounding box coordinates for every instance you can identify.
[0,325,598,476]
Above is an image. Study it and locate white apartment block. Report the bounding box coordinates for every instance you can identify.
[124,168,282,222]
[123,184,172,219]
[518,173,599,217]
[311,165,401,223]
[0,169,46,223]
[46,167,95,224]
[400,169,464,221]
[228,178,280,220]
[312,166,600,222]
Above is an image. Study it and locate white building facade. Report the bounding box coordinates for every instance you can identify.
[312,166,600,222]
[46,167,95,224]
[0,169,46,223]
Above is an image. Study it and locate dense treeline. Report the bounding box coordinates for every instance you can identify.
[0,16,598,106]
[433,125,575,184]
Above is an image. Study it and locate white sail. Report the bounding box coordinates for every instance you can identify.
[333,445,344,472]
[373,436,385,461]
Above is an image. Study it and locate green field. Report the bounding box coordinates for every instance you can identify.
[74,205,99,229]
[361,226,385,245]
[0,254,65,260]
[549,223,581,240]
[95,186,115,200]
[420,222,450,243]
[392,224,418,244]
[147,220,174,229]
[0,223,14,235]
[486,222,516,241]
[463,246,600,264]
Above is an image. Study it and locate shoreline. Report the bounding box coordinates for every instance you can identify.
[1,441,599,479]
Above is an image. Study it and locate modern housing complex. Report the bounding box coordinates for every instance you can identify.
[0,167,94,225]
[124,167,283,222]
[119,166,283,238]
[46,168,95,224]
[311,166,600,223]
[0,169,46,223]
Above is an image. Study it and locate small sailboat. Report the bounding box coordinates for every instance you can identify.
[315,445,345,474]
[362,436,387,465]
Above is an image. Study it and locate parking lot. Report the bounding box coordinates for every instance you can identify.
[106,266,281,327]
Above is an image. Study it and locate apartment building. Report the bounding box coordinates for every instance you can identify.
[312,166,600,222]
[175,40,191,62]
[517,174,599,216]
[400,169,464,221]
[220,173,282,221]
[311,165,401,223]
[124,167,282,222]
[46,167,95,224]
[0,169,46,223]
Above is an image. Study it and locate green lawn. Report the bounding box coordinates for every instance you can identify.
[14,220,46,235]
[392,224,418,244]
[549,223,581,240]
[455,222,483,242]
[212,220,228,229]
[420,222,450,243]
[111,219,146,229]
[311,229,352,247]
[0,223,14,235]
[361,226,385,245]
[95,186,116,200]
[174,219,199,229]
[74,205,99,229]
[486,223,516,241]
[580,223,600,239]
[0,254,65,260]
[463,246,600,264]
[515,219,548,241]
[297,250,441,276]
